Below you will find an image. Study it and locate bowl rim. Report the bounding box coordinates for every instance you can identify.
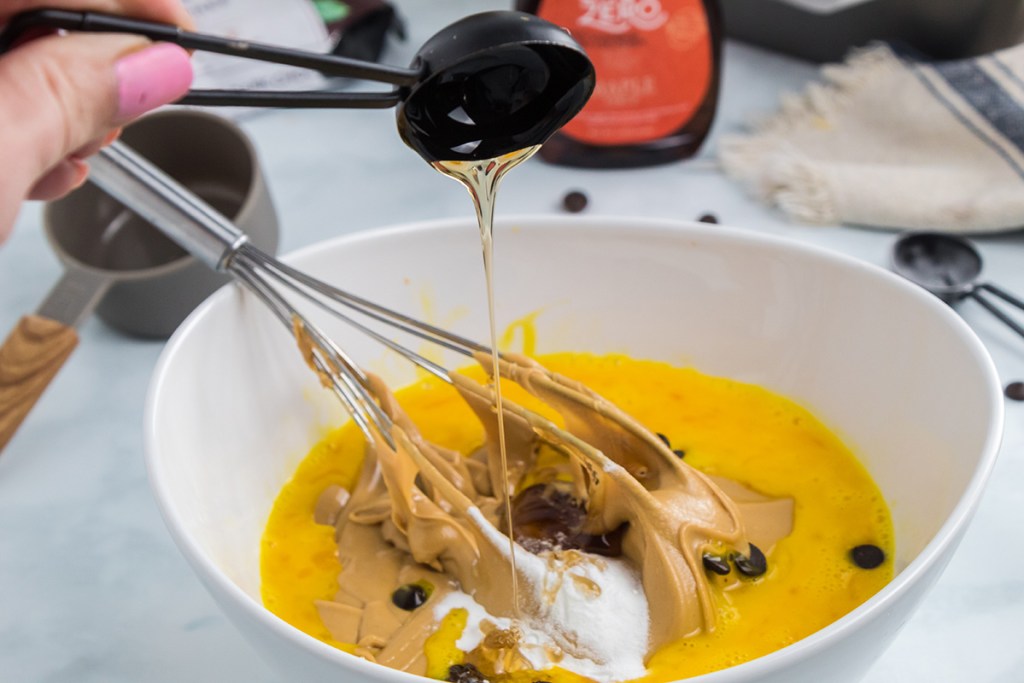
[145,214,1004,682]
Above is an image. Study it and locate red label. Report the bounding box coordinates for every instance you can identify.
[539,0,713,146]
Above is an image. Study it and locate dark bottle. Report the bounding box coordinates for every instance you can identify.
[517,0,722,168]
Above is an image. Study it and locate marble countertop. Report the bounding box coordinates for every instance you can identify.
[1,2,1022,681]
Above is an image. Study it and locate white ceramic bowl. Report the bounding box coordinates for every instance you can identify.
[146,216,1003,683]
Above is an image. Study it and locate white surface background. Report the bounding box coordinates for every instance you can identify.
[1,1,1022,681]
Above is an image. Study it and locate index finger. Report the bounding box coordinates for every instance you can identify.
[1,0,194,32]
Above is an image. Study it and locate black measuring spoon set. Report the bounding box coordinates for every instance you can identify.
[0,7,595,164]
[892,232,1024,342]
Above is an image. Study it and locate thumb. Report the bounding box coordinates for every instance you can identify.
[0,33,192,197]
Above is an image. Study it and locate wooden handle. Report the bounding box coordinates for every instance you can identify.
[0,315,79,453]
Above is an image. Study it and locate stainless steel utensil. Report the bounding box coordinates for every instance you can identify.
[87,140,493,445]
[0,113,278,453]
[87,143,760,603]
[45,110,279,339]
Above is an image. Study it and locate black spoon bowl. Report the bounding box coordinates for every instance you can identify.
[398,11,595,162]
[891,231,1024,341]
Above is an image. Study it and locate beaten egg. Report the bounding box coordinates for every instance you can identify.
[261,353,893,681]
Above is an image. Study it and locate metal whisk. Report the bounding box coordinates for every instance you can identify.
[90,141,491,447]
[91,150,762,639]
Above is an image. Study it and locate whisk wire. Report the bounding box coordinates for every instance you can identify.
[89,141,499,452]
[243,248,486,358]
[234,244,455,384]
[230,250,394,447]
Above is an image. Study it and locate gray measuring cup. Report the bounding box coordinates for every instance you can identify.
[47,110,279,337]
[0,110,278,453]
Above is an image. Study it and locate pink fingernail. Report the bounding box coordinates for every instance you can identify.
[115,43,193,121]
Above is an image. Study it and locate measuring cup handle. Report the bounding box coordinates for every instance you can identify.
[0,316,78,454]
[979,283,1024,312]
[969,289,1024,341]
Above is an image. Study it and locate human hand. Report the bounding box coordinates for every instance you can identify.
[0,0,195,242]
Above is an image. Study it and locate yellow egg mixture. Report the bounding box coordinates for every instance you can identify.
[261,353,893,681]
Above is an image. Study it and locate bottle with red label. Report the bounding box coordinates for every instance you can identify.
[517,0,722,168]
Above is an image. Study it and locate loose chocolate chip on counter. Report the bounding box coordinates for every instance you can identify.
[850,544,886,569]
[673,449,687,459]
[391,583,428,611]
[732,543,768,577]
[447,663,489,683]
[1005,381,1024,401]
[702,553,731,576]
[562,190,589,213]
[697,213,719,224]
[656,432,671,448]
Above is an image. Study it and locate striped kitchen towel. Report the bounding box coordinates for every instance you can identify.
[719,43,1024,233]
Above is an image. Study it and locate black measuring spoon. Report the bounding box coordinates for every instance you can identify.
[0,9,595,163]
[891,231,1024,340]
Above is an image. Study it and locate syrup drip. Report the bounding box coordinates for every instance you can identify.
[432,145,541,617]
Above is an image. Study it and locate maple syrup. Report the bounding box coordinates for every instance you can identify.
[432,145,542,617]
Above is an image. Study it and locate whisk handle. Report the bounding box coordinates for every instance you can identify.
[88,142,245,271]
[0,316,78,455]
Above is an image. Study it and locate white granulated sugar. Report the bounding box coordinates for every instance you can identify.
[530,554,649,681]
[452,508,650,681]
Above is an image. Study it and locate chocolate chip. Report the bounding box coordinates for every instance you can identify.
[673,449,686,459]
[702,553,731,575]
[447,663,489,683]
[562,190,588,213]
[1005,381,1024,401]
[850,544,885,569]
[511,483,627,557]
[656,432,671,448]
[391,583,428,611]
[732,543,767,577]
[698,213,719,224]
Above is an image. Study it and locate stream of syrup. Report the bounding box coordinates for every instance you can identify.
[432,145,541,617]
